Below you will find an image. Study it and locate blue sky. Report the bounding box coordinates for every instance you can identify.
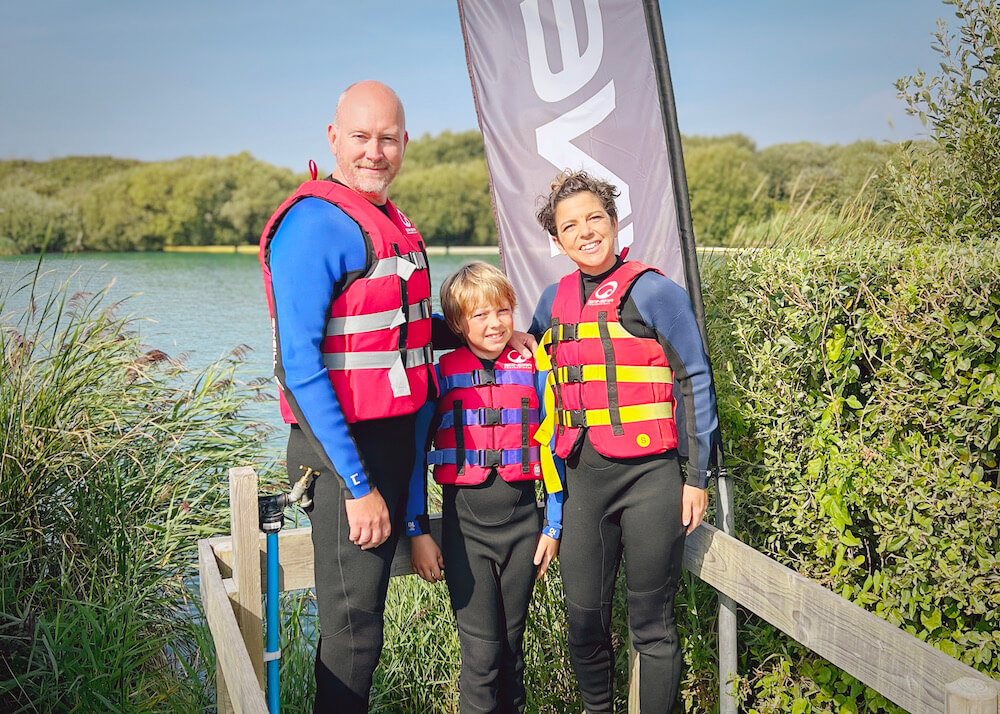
[1,1,948,171]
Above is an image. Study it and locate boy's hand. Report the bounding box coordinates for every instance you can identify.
[410,534,444,583]
[682,485,708,535]
[533,533,559,580]
[508,330,537,359]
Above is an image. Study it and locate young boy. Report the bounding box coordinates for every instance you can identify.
[406,261,563,714]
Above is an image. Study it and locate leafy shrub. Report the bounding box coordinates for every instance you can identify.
[891,0,1000,243]
[703,233,999,711]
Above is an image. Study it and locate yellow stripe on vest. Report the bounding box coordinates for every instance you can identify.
[556,402,672,427]
[554,364,672,384]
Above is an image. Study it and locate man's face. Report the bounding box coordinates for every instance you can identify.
[329,85,407,204]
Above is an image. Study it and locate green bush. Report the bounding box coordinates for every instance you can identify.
[891,0,1000,243]
[703,233,998,712]
[0,270,269,712]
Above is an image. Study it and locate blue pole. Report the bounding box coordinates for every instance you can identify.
[266,531,280,714]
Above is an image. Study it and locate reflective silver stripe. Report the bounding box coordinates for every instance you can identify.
[326,299,431,336]
[369,251,427,280]
[323,346,433,397]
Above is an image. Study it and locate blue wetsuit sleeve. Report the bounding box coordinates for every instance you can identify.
[629,271,718,489]
[534,366,563,539]
[529,283,559,339]
[405,385,438,537]
[268,197,371,498]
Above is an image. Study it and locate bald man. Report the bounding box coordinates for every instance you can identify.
[260,80,443,712]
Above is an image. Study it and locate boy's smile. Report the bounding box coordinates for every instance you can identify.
[461,301,514,360]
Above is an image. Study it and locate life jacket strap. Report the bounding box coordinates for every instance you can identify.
[322,344,433,397]
[555,402,673,428]
[325,298,431,336]
[553,364,673,384]
[438,369,534,393]
[369,251,428,280]
[428,446,542,468]
[438,407,539,429]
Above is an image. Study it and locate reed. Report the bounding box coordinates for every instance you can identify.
[0,265,269,713]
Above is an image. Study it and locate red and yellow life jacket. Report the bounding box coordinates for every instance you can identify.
[428,346,542,486]
[537,261,677,459]
[259,176,432,424]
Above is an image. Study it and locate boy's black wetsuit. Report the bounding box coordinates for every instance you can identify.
[407,353,563,714]
[531,258,717,714]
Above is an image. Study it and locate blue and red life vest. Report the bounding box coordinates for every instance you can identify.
[539,261,677,459]
[428,346,542,486]
[259,175,433,424]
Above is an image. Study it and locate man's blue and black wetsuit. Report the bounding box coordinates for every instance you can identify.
[530,257,718,714]
[268,195,456,713]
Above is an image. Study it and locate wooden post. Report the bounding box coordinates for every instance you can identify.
[217,662,234,714]
[715,473,738,714]
[627,643,640,714]
[229,466,265,690]
[946,677,999,714]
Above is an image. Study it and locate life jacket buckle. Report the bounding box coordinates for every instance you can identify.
[474,369,496,386]
[477,449,502,467]
[566,410,587,429]
[563,364,583,383]
[478,407,502,426]
[558,323,579,342]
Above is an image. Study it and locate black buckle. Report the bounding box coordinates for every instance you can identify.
[478,407,502,426]
[564,410,587,428]
[477,449,502,467]
[563,364,583,383]
[474,369,496,386]
[558,324,578,342]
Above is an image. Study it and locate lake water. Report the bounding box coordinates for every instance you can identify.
[0,251,501,454]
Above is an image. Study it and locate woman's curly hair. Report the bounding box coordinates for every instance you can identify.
[535,170,620,237]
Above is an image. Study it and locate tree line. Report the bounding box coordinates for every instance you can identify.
[0,129,919,255]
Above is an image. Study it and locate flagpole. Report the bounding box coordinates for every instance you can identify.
[640,2,738,712]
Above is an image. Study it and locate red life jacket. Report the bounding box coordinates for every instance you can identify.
[429,346,542,486]
[259,176,432,424]
[542,261,677,459]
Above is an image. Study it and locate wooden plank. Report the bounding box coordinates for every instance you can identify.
[946,678,999,714]
[209,512,448,592]
[683,523,1000,714]
[198,539,268,714]
[228,466,265,689]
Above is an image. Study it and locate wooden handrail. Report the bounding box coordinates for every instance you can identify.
[200,467,999,714]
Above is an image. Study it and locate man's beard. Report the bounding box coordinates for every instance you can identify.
[346,161,395,198]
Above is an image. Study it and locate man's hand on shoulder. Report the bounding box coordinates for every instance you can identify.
[344,487,391,549]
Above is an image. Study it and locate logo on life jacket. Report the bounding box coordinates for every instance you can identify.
[396,209,418,234]
[506,349,532,366]
[590,280,619,305]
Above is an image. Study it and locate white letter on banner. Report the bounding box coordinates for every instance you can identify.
[535,80,633,252]
[520,0,604,102]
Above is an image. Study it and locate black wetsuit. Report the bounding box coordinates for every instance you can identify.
[530,259,717,713]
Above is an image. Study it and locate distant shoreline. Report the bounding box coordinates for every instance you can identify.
[161,245,741,256]
[162,244,501,256]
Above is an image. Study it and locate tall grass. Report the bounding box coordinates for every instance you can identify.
[0,266,269,712]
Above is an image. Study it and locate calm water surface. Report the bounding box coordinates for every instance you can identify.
[0,251,501,451]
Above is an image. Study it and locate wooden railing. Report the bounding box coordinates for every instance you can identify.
[200,467,999,714]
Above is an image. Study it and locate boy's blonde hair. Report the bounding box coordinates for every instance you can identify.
[440,261,517,337]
